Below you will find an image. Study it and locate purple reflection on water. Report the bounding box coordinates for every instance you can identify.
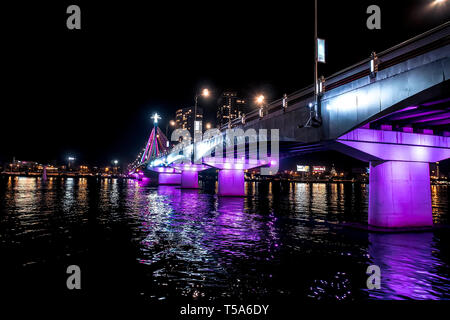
[367,232,450,300]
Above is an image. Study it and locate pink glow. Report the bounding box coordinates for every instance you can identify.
[402,127,413,133]
[368,161,433,228]
[204,157,268,170]
[158,172,181,185]
[171,164,209,172]
[337,128,450,162]
[180,170,199,189]
[218,169,245,197]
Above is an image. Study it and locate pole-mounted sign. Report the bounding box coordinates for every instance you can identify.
[317,38,325,63]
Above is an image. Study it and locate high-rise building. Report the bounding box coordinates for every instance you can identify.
[175,106,203,135]
[216,91,246,128]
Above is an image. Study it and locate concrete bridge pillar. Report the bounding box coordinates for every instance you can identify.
[218,169,245,196]
[336,128,450,229]
[180,170,199,189]
[368,161,432,228]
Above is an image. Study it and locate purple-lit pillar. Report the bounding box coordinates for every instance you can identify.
[218,169,245,197]
[180,170,199,189]
[158,172,181,185]
[369,161,432,228]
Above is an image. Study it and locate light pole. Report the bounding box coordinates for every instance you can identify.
[68,157,75,171]
[300,0,322,129]
[194,88,210,133]
[256,95,265,118]
[165,119,175,138]
[113,160,118,174]
[314,0,318,115]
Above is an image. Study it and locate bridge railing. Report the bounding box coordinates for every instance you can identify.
[220,21,449,130]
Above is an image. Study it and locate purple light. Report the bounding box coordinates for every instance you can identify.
[402,127,413,133]
[422,97,450,106]
[368,161,432,228]
[368,232,442,299]
[337,128,450,162]
[180,170,199,188]
[218,169,245,196]
[158,172,181,185]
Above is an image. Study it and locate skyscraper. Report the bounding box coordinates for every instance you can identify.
[216,91,246,128]
[175,106,203,135]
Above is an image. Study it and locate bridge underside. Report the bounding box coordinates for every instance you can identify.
[333,92,450,228]
[275,90,450,229]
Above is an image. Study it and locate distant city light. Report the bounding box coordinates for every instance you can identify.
[297,165,310,172]
[113,160,118,165]
[68,157,75,161]
[170,120,176,126]
[312,166,326,172]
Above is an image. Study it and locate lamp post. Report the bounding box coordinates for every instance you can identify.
[194,88,210,133]
[314,0,318,113]
[256,95,265,118]
[113,160,119,175]
[68,157,75,171]
[165,119,175,137]
[302,0,322,128]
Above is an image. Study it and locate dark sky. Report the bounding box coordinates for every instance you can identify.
[2,0,449,166]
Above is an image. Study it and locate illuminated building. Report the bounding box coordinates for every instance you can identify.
[175,106,203,135]
[216,91,246,128]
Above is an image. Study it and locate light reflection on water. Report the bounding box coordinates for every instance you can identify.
[0,177,448,301]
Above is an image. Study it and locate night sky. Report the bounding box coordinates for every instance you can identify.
[2,0,449,166]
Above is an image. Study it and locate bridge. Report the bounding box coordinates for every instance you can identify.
[131,22,450,229]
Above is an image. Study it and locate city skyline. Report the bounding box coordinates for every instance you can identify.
[2,1,449,165]
[1,0,450,313]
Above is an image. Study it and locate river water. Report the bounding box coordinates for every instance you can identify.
[0,176,449,306]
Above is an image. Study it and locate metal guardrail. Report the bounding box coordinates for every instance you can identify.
[221,21,450,130]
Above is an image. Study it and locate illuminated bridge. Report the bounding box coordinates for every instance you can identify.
[133,22,450,229]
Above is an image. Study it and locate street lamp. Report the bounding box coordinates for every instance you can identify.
[194,88,210,133]
[165,119,176,137]
[205,122,211,130]
[113,160,119,174]
[256,95,265,118]
[68,157,75,170]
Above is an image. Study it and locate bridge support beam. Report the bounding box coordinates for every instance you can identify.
[368,161,432,228]
[170,164,210,189]
[218,169,245,197]
[158,172,181,185]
